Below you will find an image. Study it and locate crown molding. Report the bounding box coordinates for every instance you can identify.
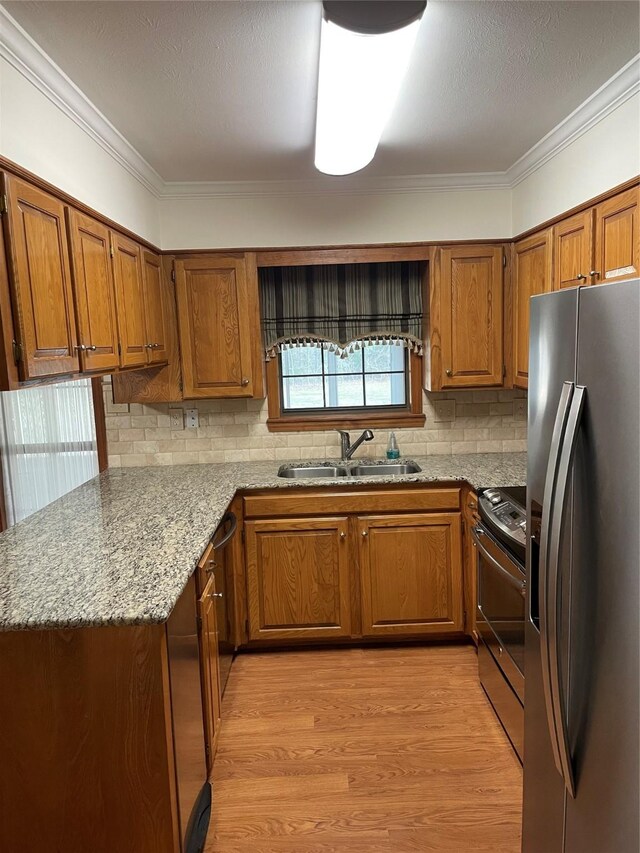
[1,4,637,202]
[160,171,510,199]
[506,53,640,187]
[0,6,164,197]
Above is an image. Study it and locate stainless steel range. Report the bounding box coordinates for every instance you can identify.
[473,486,526,762]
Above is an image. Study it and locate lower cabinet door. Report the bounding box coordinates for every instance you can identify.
[359,513,464,637]
[199,577,222,774]
[244,517,352,642]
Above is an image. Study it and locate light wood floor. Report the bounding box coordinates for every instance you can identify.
[205,645,523,853]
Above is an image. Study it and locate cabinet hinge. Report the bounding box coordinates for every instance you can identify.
[503,364,507,378]
[0,194,8,216]
[178,377,183,393]
[171,268,175,283]
[117,342,121,356]
[12,340,21,364]
[502,253,507,267]
[245,618,250,636]
[109,244,115,259]
[196,614,202,630]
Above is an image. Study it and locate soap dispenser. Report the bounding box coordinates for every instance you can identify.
[386,431,400,460]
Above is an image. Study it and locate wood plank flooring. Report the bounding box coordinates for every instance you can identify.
[205,645,522,853]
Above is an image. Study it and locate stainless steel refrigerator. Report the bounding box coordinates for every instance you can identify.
[523,279,639,853]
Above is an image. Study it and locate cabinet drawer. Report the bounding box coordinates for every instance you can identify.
[243,486,461,518]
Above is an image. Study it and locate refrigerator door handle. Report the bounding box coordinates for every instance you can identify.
[547,385,586,799]
[539,381,575,779]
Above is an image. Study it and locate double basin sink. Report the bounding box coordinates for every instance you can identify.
[278,461,422,479]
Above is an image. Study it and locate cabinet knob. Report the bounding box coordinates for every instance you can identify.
[340,531,346,540]
[211,591,223,599]
[74,344,87,352]
[589,270,600,278]
[241,378,250,387]
[361,530,368,538]
[576,273,587,281]
[86,345,97,351]
[445,369,453,377]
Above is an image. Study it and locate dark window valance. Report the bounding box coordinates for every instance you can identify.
[259,261,424,359]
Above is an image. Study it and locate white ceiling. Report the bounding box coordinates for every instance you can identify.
[4,1,640,183]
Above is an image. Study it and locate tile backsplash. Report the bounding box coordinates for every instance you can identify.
[103,377,527,468]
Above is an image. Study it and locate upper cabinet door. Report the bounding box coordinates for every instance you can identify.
[513,229,553,389]
[67,210,120,372]
[593,187,639,285]
[175,256,254,399]
[553,210,593,290]
[111,233,147,369]
[2,174,79,379]
[438,245,504,388]
[141,251,169,365]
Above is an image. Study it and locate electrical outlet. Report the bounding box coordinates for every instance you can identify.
[514,399,527,420]
[185,408,199,430]
[434,400,456,423]
[169,408,183,430]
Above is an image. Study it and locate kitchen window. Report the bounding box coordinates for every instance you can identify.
[260,260,426,431]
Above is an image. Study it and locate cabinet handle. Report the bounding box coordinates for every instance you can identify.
[74,344,87,352]
[589,270,600,278]
[467,501,477,510]
[211,591,223,599]
[206,560,218,574]
[241,378,250,386]
[86,345,97,351]
[445,369,453,377]
[576,273,587,281]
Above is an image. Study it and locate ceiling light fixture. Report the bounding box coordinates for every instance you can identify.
[315,1,426,176]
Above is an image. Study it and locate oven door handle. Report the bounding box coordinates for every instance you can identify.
[472,527,526,596]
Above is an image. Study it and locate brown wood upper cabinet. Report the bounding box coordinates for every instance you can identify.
[175,255,256,399]
[111,233,147,369]
[553,187,639,290]
[359,512,464,637]
[553,210,594,290]
[513,229,553,389]
[244,516,352,642]
[141,250,170,364]
[429,245,504,390]
[67,209,120,372]
[593,186,639,284]
[2,173,80,379]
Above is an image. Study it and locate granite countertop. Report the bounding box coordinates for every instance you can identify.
[0,453,526,632]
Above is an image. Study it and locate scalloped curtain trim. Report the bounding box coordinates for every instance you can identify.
[264,334,424,361]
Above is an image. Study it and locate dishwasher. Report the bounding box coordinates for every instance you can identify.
[209,511,238,695]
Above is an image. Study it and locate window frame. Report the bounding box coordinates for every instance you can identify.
[266,347,425,432]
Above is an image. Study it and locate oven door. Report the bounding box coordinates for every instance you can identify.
[473,525,525,702]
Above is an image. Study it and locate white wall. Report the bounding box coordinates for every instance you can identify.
[160,187,512,249]
[511,92,640,235]
[0,57,161,244]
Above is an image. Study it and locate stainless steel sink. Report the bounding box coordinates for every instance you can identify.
[277,464,348,479]
[277,462,422,479]
[350,462,422,476]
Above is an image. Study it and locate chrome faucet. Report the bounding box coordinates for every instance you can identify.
[337,429,374,461]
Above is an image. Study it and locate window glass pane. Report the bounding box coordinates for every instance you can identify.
[364,342,405,372]
[0,378,99,526]
[365,373,406,407]
[325,348,363,374]
[281,346,322,376]
[282,375,325,409]
[324,374,364,408]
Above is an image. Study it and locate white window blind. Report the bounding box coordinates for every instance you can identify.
[0,378,99,526]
